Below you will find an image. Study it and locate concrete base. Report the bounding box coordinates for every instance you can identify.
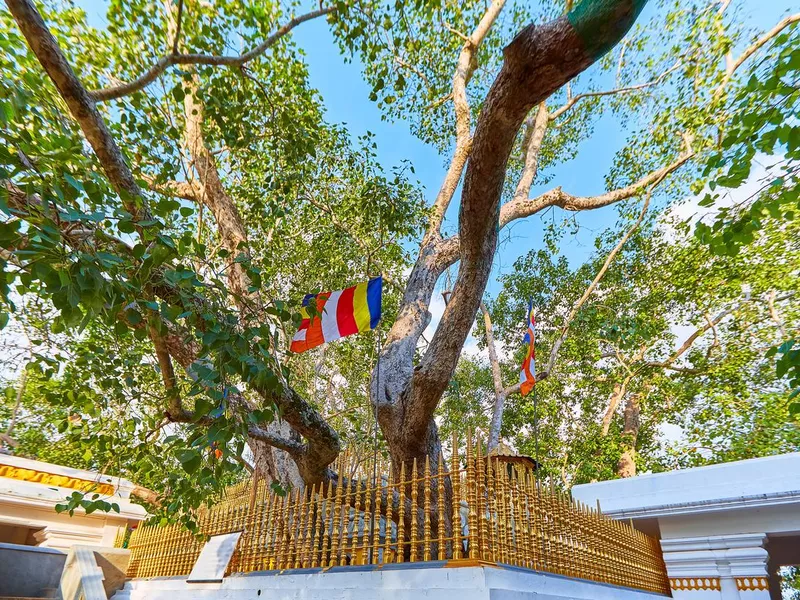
[111,563,668,600]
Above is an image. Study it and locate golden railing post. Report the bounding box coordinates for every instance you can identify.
[451,433,462,561]
[437,451,446,560]
[350,474,363,566]
[594,503,605,584]
[321,480,333,568]
[605,510,614,585]
[524,470,542,570]
[528,469,539,570]
[305,486,316,568]
[410,457,419,563]
[362,473,372,566]
[501,460,512,565]
[557,490,569,578]
[262,490,276,570]
[566,492,579,579]
[423,455,432,562]
[271,493,284,570]
[492,459,504,564]
[502,461,514,565]
[136,524,147,578]
[279,489,292,569]
[331,475,344,567]
[303,482,318,568]
[476,439,490,561]
[550,480,564,576]
[371,474,382,564]
[148,522,158,577]
[292,487,303,569]
[143,522,155,577]
[252,480,264,571]
[486,454,498,563]
[279,491,291,570]
[558,484,571,577]
[384,466,394,563]
[509,468,523,567]
[262,479,272,570]
[396,461,406,563]
[299,486,311,569]
[540,478,551,573]
[113,526,125,548]
[311,484,324,568]
[465,434,477,560]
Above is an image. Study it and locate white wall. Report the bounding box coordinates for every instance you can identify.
[113,564,669,600]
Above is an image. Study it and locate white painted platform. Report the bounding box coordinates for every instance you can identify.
[111,563,667,600]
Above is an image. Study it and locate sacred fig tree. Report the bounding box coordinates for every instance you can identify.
[2,0,796,523]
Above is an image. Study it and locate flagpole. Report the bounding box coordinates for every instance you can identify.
[533,383,539,477]
[368,323,381,564]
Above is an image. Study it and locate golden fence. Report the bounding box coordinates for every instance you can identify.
[121,435,670,595]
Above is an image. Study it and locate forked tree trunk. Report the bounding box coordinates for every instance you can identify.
[375,0,648,480]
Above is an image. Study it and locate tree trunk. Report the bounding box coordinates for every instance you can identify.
[250,420,304,488]
[374,1,648,478]
[481,302,507,452]
[600,382,624,436]
[616,394,640,478]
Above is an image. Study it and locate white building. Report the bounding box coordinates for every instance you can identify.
[0,453,146,549]
[572,452,800,600]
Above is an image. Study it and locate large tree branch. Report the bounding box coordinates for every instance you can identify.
[430,135,693,280]
[545,176,657,377]
[499,140,693,228]
[425,0,507,240]
[145,177,199,201]
[644,302,743,370]
[511,102,549,202]
[247,424,306,456]
[5,0,148,219]
[549,60,681,120]
[406,0,649,447]
[601,380,625,436]
[90,7,335,102]
[177,78,341,482]
[713,13,800,99]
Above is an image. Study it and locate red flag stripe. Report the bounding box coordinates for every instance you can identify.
[336,285,359,337]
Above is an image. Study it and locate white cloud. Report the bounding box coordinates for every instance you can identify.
[661,154,779,238]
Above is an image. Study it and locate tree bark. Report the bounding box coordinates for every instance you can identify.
[600,382,625,437]
[481,302,507,452]
[616,393,640,478]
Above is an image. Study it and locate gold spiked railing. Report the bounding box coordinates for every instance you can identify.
[120,435,670,595]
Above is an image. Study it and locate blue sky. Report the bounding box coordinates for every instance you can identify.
[76,0,795,301]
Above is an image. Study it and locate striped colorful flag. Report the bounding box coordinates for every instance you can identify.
[519,300,536,396]
[290,277,382,353]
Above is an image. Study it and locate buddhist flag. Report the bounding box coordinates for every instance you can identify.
[519,300,536,396]
[290,277,382,353]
